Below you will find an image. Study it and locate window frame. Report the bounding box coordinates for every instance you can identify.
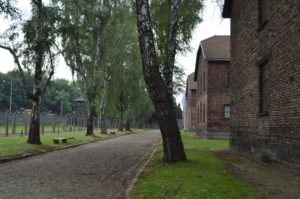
[256,53,272,116]
[258,0,270,30]
[223,104,231,119]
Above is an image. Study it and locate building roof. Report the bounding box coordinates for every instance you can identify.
[222,0,232,18]
[194,35,230,80]
[187,72,197,90]
[74,96,85,102]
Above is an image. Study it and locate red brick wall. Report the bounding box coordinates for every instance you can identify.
[185,88,198,130]
[190,90,198,129]
[196,54,208,133]
[207,61,231,133]
[230,0,300,167]
[196,54,231,138]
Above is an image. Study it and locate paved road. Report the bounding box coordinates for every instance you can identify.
[0,130,161,199]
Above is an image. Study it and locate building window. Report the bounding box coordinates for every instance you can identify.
[224,105,231,119]
[259,61,269,115]
[226,72,230,88]
[203,103,206,123]
[197,107,200,123]
[198,76,201,96]
[258,0,269,27]
[203,72,206,92]
[200,102,202,123]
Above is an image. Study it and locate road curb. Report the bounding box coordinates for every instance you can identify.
[0,132,136,164]
[125,139,161,199]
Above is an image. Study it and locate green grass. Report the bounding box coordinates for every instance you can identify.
[0,129,143,159]
[130,132,260,199]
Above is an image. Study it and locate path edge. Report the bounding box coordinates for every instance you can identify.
[125,140,161,199]
[0,131,138,164]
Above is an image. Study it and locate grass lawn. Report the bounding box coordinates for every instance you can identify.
[0,129,143,159]
[130,132,260,199]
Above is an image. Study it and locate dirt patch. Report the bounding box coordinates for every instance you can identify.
[215,150,300,199]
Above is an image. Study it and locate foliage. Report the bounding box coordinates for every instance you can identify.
[0,71,80,114]
[0,0,19,18]
[174,103,182,119]
[130,132,260,199]
[150,0,204,95]
[103,3,154,125]
[54,0,110,117]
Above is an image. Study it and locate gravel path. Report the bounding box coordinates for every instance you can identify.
[0,130,161,199]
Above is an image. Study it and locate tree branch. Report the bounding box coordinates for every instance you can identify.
[41,44,54,94]
[32,0,41,6]
[53,42,80,73]
[0,44,33,99]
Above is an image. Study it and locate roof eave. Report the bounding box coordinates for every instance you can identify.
[207,58,230,62]
[194,44,202,81]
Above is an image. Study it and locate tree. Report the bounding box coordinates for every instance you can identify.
[151,0,203,96]
[135,0,202,162]
[41,79,80,115]
[135,0,187,162]
[0,0,18,17]
[0,0,56,144]
[0,71,33,112]
[55,0,112,136]
[100,3,150,132]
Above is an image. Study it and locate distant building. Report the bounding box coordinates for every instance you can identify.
[184,72,198,131]
[223,0,300,168]
[74,97,87,116]
[194,35,231,139]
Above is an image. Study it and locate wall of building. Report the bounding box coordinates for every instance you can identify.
[184,74,198,131]
[196,53,208,134]
[207,61,231,137]
[230,0,300,168]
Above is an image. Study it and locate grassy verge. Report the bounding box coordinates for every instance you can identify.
[130,132,260,199]
[0,129,143,159]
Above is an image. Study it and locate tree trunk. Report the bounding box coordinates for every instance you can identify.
[86,112,94,136]
[125,118,130,131]
[118,111,124,131]
[135,0,186,162]
[28,0,44,145]
[100,116,107,134]
[100,79,108,134]
[27,98,41,144]
[163,0,181,96]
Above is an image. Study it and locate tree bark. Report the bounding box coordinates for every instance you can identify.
[118,110,124,131]
[86,112,94,136]
[163,0,181,96]
[135,0,186,162]
[125,118,130,131]
[28,0,44,145]
[100,79,108,134]
[28,98,41,144]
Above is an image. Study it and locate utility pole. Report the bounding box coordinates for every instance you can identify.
[2,80,12,114]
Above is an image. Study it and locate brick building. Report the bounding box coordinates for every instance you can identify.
[223,0,300,168]
[194,35,231,139]
[184,72,198,131]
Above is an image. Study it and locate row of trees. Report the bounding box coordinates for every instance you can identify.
[0,71,79,114]
[0,0,203,162]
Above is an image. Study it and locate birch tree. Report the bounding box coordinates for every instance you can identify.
[135,0,202,162]
[55,0,111,136]
[0,0,56,144]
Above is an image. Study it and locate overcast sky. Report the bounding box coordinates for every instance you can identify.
[0,0,230,100]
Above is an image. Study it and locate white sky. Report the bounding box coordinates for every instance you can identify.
[0,0,230,100]
[177,0,230,78]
